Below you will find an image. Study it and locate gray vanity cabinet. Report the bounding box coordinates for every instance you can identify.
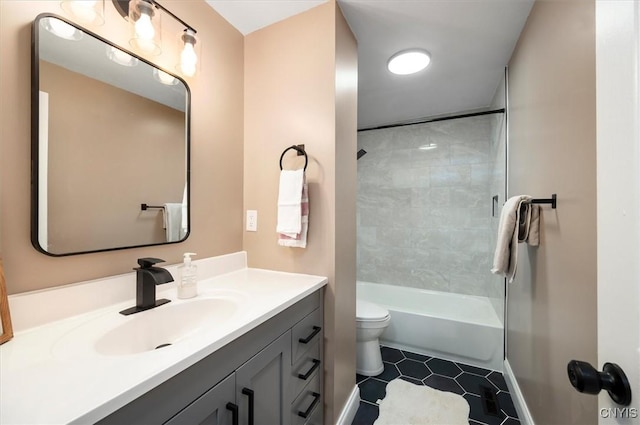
[165,331,292,425]
[96,290,323,425]
[236,331,292,425]
[165,373,236,425]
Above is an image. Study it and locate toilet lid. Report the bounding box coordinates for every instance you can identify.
[356,300,390,321]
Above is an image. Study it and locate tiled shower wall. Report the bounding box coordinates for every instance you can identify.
[357,114,505,313]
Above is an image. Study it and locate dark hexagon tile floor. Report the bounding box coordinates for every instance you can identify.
[423,373,465,395]
[381,346,405,363]
[376,362,401,382]
[352,346,520,425]
[396,358,431,380]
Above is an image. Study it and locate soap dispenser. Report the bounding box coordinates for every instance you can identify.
[177,252,198,299]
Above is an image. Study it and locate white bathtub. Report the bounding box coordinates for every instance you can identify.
[357,281,504,371]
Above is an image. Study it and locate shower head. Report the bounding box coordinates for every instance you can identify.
[357,149,367,160]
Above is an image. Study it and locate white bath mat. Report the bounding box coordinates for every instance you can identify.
[374,378,470,425]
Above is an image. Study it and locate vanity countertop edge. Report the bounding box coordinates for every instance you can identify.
[0,267,328,425]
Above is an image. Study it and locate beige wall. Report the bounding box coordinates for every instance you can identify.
[243,2,357,423]
[333,4,358,423]
[0,0,244,293]
[507,0,597,423]
[42,61,185,253]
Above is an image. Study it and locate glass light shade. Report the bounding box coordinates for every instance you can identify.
[177,29,199,77]
[41,16,83,41]
[106,45,139,67]
[60,0,105,26]
[387,49,431,75]
[129,0,162,55]
[153,68,178,85]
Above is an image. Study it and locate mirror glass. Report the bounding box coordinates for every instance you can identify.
[32,14,190,256]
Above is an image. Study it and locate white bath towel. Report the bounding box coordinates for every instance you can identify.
[491,195,540,282]
[276,169,304,237]
[163,203,183,242]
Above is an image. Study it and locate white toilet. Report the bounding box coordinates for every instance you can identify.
[356,300,391,376]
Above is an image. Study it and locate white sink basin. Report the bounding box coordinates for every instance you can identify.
[95,298,238,356]
[53,296,240,357]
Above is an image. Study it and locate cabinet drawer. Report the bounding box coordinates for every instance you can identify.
[291,373,322,425]
[291,308,322,365]
[301,399,322,425]
[291,340,321,400]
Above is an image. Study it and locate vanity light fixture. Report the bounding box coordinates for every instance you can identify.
[178,29,198,77]
[128,0,162,55]
[60,0,105,26]
[153,68,178,85]
[387,49,431,75]
[112,0,199,76]
[41,16,83,40]
[106,45,139,66]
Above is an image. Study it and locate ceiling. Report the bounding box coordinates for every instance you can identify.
[205,0,328,35]
[206,0,534,129]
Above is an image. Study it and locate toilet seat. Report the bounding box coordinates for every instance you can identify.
[356,300,390,322]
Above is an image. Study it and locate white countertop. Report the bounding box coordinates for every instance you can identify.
[0,267,327,424]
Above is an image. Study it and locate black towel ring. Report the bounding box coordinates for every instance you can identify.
[279,145,308,171]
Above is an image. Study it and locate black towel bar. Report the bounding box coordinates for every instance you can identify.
[141,203,163,211]
[527,194,557,209]
[279,144,308,171]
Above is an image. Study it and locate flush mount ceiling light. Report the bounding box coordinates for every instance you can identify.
[387,49,431,75]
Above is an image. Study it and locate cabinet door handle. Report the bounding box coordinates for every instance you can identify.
[297,359,321,380]
[297,392,321,419]
[299,326,321,344]
[225,402,238,425]
[241,388,254,425]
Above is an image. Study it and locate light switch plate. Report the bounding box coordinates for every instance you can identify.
[246,210,257,231]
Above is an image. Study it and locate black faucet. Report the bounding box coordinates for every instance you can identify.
[119,258,174,316]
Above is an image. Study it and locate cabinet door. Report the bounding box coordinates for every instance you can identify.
[236,331,292,425]
[165,373,236,425]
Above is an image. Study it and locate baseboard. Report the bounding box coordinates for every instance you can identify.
[336,385,360,425]
[503,359,535,425]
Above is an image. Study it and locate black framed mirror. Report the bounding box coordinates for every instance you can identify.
[31,13,191,256]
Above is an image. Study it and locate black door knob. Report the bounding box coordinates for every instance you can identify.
[567,360,632,406]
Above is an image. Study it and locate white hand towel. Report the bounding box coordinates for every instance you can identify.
[181,184,188,238]
[491,195,540,282]
[276,169,304,237]
[163,203,183,242]
[278,180,309,248]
